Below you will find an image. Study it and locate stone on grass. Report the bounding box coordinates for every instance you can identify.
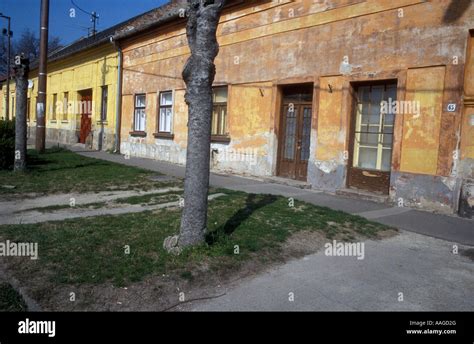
[163,235,182,255]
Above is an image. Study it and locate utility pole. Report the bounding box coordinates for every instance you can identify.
[35,0,49,153]
[91,11,98,37]
[0,13,12,120]
[14,54,29,172]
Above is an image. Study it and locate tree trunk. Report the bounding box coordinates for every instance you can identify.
[179,0,226,247]
[14,56,29,172]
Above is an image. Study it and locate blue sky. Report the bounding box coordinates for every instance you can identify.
[0,0,169,46]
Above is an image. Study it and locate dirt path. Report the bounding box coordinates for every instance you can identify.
[0,187,184,217]
[0,193,225,225]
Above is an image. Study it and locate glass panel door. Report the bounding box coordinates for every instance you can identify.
[353,84,396,172]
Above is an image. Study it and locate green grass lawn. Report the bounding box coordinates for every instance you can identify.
[0,148,177,195]
[0,148,396,309]
[0,189,391,288]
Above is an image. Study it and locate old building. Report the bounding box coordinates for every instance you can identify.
[2,0,473,217]
[1,33,119,150]
[114,0,473,216]
[0,6,174,151]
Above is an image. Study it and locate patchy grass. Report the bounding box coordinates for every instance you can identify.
[115,191,183,206]
[16,192,185,214]
[0,147,177,195]
[0,148,397,310]
[17,202,107,214]
[0,283,28,312]
[0,190,393,294]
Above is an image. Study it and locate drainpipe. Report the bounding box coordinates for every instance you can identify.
[110,36,123,153]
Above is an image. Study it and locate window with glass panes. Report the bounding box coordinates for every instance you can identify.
[158,91,173,133]
[63,92,69,121]
[101,87,108,121]
[212,87,228,136]
[134,94,146,131]
[52,94,57,120]
[27,98,30,122]
[352,83,396,171]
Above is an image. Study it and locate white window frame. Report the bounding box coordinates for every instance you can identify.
[134,94,146,132]
[158,90,173,134]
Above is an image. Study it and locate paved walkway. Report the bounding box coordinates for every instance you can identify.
[63,145,473,246]
[188,230,474,311]
[0,193,225,225]
[37,144,474,311]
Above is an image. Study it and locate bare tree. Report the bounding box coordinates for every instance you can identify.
[1,29,62,76]
[13,29,62,60]
[178,0,226,247]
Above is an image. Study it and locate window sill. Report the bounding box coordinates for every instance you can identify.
[130,131,147,137]
[211,135,231,143]
[153,132,174,140]
[61,120,69,124]
[50,120,57,124]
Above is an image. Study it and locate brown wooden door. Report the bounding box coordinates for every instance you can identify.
[348,83,397,194]
[278,103,312,181]
[79,94,92,144]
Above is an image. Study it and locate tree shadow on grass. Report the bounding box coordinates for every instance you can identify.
[206,193,278,245]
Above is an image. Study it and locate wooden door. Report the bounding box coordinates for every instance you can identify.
[278,103,312,181]
[348,83,397,194]
[79,94,92,144]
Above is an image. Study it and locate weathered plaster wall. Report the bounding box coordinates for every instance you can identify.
[119,0,473,213]
[309,76,347,191]
[212,82,275,176]
[400,66,445,175]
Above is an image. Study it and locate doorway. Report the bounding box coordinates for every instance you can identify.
[277,85,313,181]
[78,89,92,144]
[348,82,397,194]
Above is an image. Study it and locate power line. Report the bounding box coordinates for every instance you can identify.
[70,0,99,36]
[71,0,93,16]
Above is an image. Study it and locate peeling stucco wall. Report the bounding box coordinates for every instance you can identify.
[116,0,474,214]
[390,171,462,214]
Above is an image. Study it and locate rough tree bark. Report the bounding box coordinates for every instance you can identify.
[14,55,29,172]
[178,0,226,247]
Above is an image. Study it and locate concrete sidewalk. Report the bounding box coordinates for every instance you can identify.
[187,230,474,311]
[41,144,474,312]
[60,144,473,246]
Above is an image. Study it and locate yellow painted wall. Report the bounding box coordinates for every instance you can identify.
[316,76,345,162]
[460,32,474,161]
[41,46,119,131]
[0,77,37,121]
[0,45,120,147]
[460,105,474,160]
[227,83,273,152]
[118,0,472,182]
[400,66,446,175]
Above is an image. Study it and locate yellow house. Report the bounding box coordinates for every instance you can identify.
[0,14,138,150]
[1,6,179,150]
[114,0,474,216]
